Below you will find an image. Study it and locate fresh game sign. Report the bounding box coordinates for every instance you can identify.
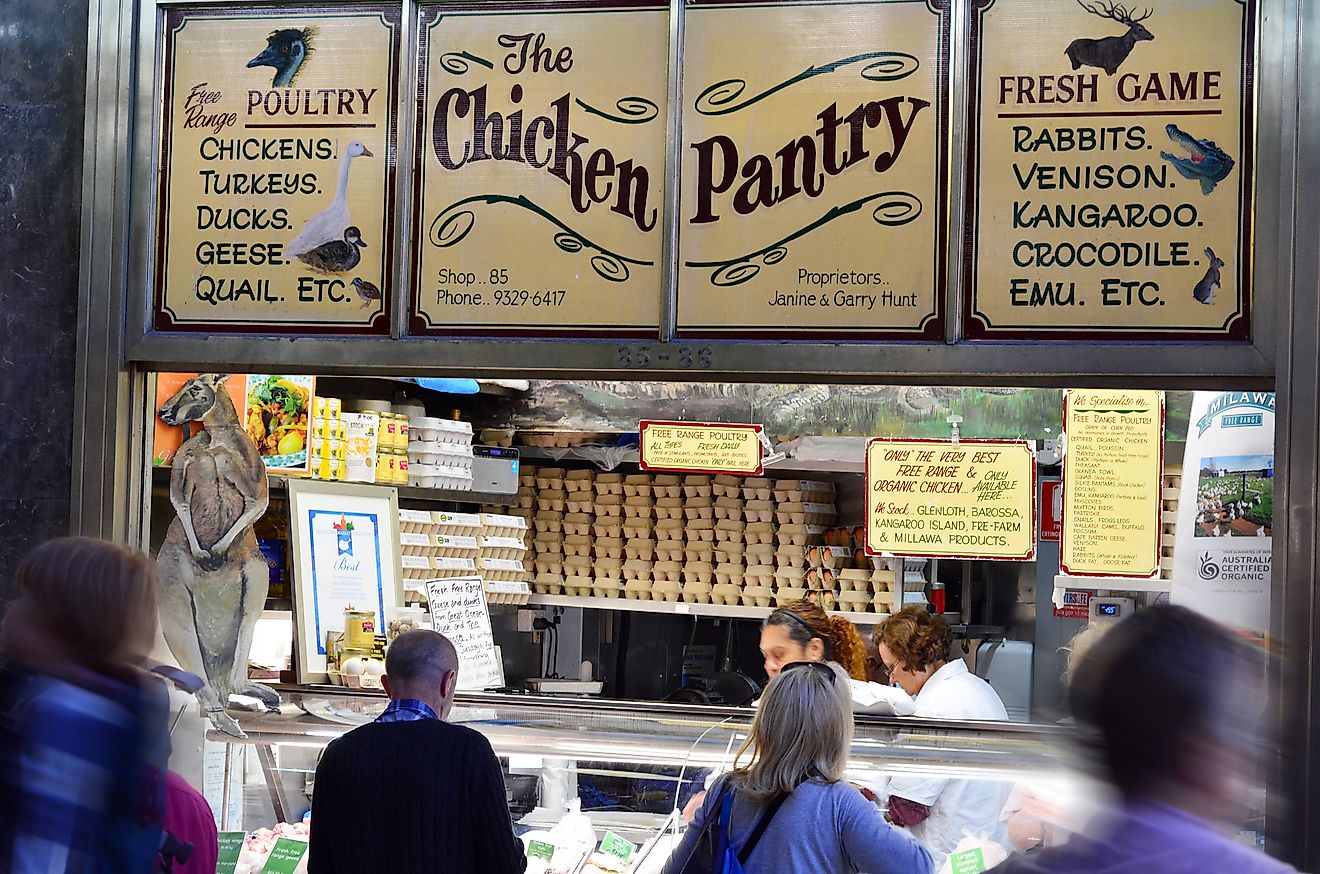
[965,0,1255,340]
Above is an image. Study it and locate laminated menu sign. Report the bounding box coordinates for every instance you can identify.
[1061,389,1165,577]
[426,576,505,690]
[639,420,765,475]
[677,0,949,339]
[259,838,307,874]
[411,2,668,336]
[865,439,1037,560]
[965,0,1255,340]
[155,7,400,334]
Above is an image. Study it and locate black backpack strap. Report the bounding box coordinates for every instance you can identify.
[737,791,790,865]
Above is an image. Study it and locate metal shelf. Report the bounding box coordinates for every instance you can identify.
[526,593,890,625]
[1052,574,1172,594]
[151,466,515,507]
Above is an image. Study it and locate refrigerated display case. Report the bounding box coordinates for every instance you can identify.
[211,687,1078,865]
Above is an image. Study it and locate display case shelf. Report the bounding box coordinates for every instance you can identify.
[526,593,889,626]
[151,467,515,507]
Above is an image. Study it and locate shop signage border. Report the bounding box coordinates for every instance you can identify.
[961,0,1257,342]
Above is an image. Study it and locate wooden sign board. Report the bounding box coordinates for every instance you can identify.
[155,6,401,334]
[639,420,764,475]
[410,1,669,336]
[676,0,950,339]
[965,0,1255,340]
[865,438,1037,560]
[1061,389,1165,577]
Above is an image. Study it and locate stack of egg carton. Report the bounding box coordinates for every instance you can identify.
[619,474,681,601]
[409,417,474,491]
[479,512,530,605]
[770,480,838,608]
[530,467,571,595]
[397,510,484,605]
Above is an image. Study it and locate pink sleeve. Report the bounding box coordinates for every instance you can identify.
[887,795,933,828]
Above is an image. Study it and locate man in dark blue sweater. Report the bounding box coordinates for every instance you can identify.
[309,630,527,873]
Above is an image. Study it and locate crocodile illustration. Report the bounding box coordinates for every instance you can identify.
[1159,124,1235,195]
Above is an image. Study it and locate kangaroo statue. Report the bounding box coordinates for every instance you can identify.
[1065,0,1154,76]
[157,373,278,737]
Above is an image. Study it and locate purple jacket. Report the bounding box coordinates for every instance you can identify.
[993,803,1295,874]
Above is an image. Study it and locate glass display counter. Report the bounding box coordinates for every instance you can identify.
[211,686,1079,863]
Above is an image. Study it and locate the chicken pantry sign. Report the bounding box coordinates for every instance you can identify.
[410,1,668,336]
[155,7,400,333]
[964,0,1255,341]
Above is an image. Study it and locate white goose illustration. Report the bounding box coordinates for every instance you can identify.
[286,141,374,257]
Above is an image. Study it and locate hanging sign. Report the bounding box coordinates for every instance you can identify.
[411,2,668,336]
[865,438,1037,560]
[965,0,1255,340]
[155,7,400,334]
[426,576,505,690]
[1061,389,1165,577]
[1171,391,1274,634]
[676,0,949,340]
[639,420,765,475]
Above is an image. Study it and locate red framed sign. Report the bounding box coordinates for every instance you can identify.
[639,420,765,476]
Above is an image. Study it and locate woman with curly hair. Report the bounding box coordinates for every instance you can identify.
[760,598,914,716]
[875,606,1010,867]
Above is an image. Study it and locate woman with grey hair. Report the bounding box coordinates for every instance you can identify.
[664,660,932,874]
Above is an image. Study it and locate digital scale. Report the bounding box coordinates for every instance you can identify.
[471,445,520,494]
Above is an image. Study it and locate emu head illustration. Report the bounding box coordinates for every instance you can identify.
[159,373,233,426]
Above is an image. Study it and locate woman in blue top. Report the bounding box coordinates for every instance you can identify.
[664,660,932,874]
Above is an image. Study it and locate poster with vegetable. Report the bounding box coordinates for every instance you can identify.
[244,374,316,474]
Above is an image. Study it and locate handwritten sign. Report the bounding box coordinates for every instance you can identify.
[260,838,308,874]
[965,0,1254,340]
[425,576,504,690]
[216,832,245,874]
[411,4,668,336]
[639,420,764,475]
[676,0,948,339]
[155,7,400,334]
[865,439,1036,560]
[1061,389,1165,577]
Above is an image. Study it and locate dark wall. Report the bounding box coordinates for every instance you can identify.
[0,1,89,592]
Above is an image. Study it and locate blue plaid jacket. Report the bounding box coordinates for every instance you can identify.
[375,698,439,723]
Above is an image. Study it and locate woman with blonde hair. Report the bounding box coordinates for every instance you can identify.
[760,598,914,716]
[665,661,932,874]
[0,537,171,873]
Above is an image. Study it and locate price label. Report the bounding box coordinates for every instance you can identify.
[216,832,245,874]
[260,838,308,874]
[600,832,637,863]
[527,840,556,862]
[949,847,987,874]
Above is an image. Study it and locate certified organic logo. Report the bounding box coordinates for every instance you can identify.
[1198,552,1220,581]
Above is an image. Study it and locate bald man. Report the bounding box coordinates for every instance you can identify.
[309,631,526,873]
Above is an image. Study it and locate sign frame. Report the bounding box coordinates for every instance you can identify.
[864,437,1039,561]
[961,0,1259,342]
[1059,389,1166,579]
[638,419,765,475]
[152,4,403,336]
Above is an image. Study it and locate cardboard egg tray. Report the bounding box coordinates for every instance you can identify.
[623,496,655,519]
[434,534,481,559]
[745,521,775,545]
[745,565,775,588]
[399,509,439,535]
[537,493,567,513]
[714,521,745,545]
[563,534,592,557]
[683,476,713,499]
[682,580,713,603]
[653,560,682,583]
[512,490,535,510]
[623,474,653,498]
[592,578,623,598]
[837,589,876,612]
[714,497,744,522]
[595,557,623,579]
[566,496,595,515]
[653,579,683,602]
[485,580,531,606]
[595,495,625,518]
[683,561,714,585]
[742,477,773,502]
[401,555,435,580]
[655,519,685,542]
[714,542,747,565]
[564,554,592,576]
[772,480,837,504]
[564,470,595,493]
[533,531,564,555]
[775,586,807,606]
[713,562,746,585]
[594,537,624,560]
[686,518,716,542]
[481,513,529,540]
[564,575,594,596]
[653,475,683,499]
[683,499,715,521]
[477,557,526,583]
[684,545,716,564]
[532,572,564,594]
[623,521,653,541]
[775,547,806,569]
[623,578,653,599]
[656,543,684,562]
[479,535,527,562]
[712,475,742,498]
[434,511,483,536]
[534,557,564,576]
[534,512,564,535]
[593,520,623,539]
[624,539,656,561]
[654,496,684,520]
[774,569,800,590]
[535,469,566,490]
[806,545,853,570]
[594,473,624,496]
[711,583,742,606]
[563,513,593,537]
[838,568,874,592]
[741,585,775,608]
[776,501,838,527]
[623,559,652,581]
[743,500,774,524]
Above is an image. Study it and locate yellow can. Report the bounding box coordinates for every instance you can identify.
[376,452,394,484]
[344,610,377,649]
[393,451,410,485]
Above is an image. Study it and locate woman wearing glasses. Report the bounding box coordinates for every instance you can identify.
[760,599,915,716]
[875,606,1011,868]
[664,660,933,874]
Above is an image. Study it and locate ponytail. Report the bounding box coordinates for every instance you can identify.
[828,616,868,681]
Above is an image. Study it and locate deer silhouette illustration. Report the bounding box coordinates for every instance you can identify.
[1065,0,1154,76]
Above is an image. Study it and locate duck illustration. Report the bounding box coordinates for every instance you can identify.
[352,278,382,309]
[298,226,365,274]
[285,141,373,257]
[246,28,316,87]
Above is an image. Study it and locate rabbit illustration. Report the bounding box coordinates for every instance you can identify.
[1193,247,1224,304]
